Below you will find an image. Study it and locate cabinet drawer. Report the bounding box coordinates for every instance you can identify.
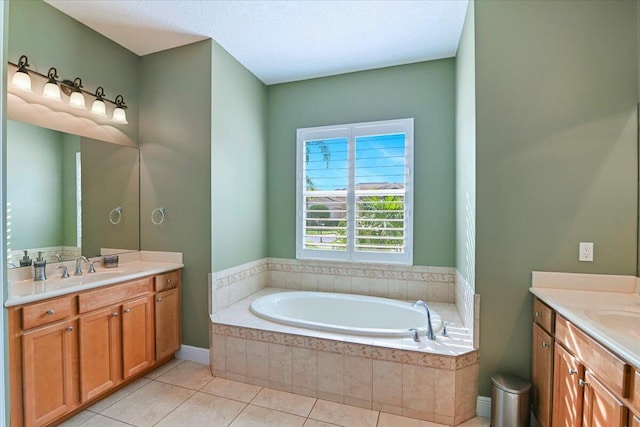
[555,315,629,397]
[78,277,153,313]
[155,270,180,292]
[22,296,74,329]
[533,297,555,333]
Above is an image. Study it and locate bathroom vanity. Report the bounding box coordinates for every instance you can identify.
[530,272,640,427]
[5,256,183,427]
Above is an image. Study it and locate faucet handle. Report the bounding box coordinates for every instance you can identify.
[408,328,421,342]
[88,261,96,273]
[442,322,448,337]
[57,265,70,279]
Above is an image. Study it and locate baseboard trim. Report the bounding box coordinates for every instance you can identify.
[176,345,210,365]
[477,396,491,417]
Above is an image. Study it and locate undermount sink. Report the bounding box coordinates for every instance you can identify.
[585,306,640,338]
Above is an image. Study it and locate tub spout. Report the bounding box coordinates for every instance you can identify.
[413,300,436,340]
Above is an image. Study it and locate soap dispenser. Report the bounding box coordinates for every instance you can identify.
[33,251,47,281]
[19,250,32,267]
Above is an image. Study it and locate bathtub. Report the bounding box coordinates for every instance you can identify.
[250,291,442,337]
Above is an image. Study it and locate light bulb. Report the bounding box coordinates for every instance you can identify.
[91,99,107,117]
[69,91,86,109]
[112,107,128,124]
[11,71,32,92]
[43,82,62,101]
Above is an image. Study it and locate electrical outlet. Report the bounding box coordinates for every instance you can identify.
[579,242,593,262]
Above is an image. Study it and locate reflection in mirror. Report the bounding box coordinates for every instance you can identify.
[6,120,139,268]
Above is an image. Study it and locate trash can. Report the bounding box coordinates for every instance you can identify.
[491,374,531,427]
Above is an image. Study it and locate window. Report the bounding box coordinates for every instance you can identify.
[296,118,413,264]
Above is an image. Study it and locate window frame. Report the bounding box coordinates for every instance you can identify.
[296,118,414,265]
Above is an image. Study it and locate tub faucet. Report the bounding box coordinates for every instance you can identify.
[74,256,93,276]
[413,300,436,340]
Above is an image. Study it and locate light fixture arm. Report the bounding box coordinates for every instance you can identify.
[16,55,29,71]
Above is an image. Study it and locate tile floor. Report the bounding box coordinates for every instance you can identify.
[60,359,490,427]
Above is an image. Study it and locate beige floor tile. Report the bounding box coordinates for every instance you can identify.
[201,377,262,402]
[75,414,132,427]
[154,360,214,390]
[378,412,445,427]
[155,392,246,427]
[88,378,152,413]
[251,388,317,417]
[303,420,340,427]
[101,380,194,426]
[144,358,185,379]
[457,416,490,426]
[58,410,97,426]
[308,399,378,427]
[230,404,305,427]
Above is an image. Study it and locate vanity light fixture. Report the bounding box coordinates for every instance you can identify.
[112,95,128,124]
[90,87,107,117]
[10,55,32,92]
[67,78,86,109]
[42,68,62,101]
[7,54,130,126]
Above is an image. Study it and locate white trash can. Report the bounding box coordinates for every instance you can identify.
[491,374,531,427]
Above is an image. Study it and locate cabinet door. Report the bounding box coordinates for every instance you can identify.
[79,305,122,402]
[532,323,553,427]
[155,288,181,361]
[552,343,584,427]
[122,296,154,378]
[582,371,627,427]
[22,319,78,427]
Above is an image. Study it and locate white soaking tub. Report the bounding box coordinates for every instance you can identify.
[250,291,442,337]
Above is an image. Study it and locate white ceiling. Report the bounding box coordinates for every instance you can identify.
[44,0,469,85]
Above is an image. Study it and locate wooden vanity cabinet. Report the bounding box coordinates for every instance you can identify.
[79,304,122,401]
[533,297,640,427]
[21,319,78,427]
[552,342,583,427]
[582,370,627,427]
[532,297,555,427]
[9,269,182,427]
[155,286,181,361]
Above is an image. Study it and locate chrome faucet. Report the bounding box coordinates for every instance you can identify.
[74,256,93,276]
[51,253,63,262]
[413,300,436,340]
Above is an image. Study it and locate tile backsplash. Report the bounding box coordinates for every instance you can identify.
[211,257,456,313]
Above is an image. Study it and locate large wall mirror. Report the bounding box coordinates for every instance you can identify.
[6,119,139,268]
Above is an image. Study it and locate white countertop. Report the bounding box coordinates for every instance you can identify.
[5,251,183,307]
[530,271,640,369]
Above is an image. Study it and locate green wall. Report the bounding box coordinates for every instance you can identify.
[139,40,212,348]
[82,138,139,257]
[474,0,638,396]
[211,41,268,272]
[267,60,456,266]
[455,0,476,289]
[7,120,64,249]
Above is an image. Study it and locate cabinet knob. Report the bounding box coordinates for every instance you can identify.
[578,379,588,387]
[167,279,172,284]
[157,297,163,302]
[568,368,577,375]
[124,308,131,313]
[112,312,119,317]
[535,311,542,317]
[66,326,73,332]
[46,309,55,315]
[541,341,549,348]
